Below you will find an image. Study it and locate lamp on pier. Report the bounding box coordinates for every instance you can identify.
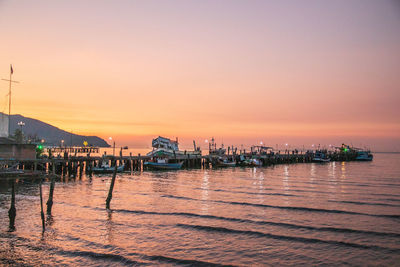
[17,121,25,132]
[109,137,115,156]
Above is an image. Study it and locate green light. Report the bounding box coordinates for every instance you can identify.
[344,148,349,152]
[37,145,43,150]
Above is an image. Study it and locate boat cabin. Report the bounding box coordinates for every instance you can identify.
[151,136,179,151]
[251,145,274,155]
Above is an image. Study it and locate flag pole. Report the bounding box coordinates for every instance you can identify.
[1,64,19,138]
[8,65,12,137]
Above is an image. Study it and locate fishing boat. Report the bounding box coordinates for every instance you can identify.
[312,151,330,163]
[355,151,373,161]
[92,161,125,174]
[250,145,274,155]
[215,157,236,167]
[240,158,262,167]
[144,159,184,170]
[147,136,201,157]
[209,137,226,156]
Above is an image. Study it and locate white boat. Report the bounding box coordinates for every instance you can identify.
[215,157,236,167]
[208,137,226,156]
[312,151,330,163]
[92,161,125,174]
[355,151,373,161]
[147,136,201,157]
[144,159,184,170]
[241,158,262,167]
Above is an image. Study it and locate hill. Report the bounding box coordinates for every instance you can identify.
[5,113,110,147]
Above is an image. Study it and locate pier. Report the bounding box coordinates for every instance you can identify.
[0,147,361,178]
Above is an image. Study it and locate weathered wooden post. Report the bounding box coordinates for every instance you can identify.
[129,153,133,173]
[67,160,72,177]
[105,164,118,210]
[46,177,55,215]
[79,161,84,179]
[39,182,45,232]
[8,179,16,231]
[138,154,141,171]
[52,160,56,175]
[89,160,93,178]
[73,162,78,178]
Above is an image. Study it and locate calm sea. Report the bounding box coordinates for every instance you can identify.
[1,153,400,266]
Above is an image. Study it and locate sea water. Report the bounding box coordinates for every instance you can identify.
[1,153,399,266]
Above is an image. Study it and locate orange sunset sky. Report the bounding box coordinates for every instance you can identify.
[0,0,399,151]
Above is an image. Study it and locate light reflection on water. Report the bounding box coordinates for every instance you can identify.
[1,154,400,266]
[201,171,209,214]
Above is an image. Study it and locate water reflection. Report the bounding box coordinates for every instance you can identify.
[283,165,290,205]
[283,165,290,191]
[105,210,114,244]
[328,162,338,199]
[341,162,347,179]
[1,154,400,266]
[310,163,316,181]
[340,161,347,194]
[200,171,209,214]
[257,170,265,200]
[328,162,336,179]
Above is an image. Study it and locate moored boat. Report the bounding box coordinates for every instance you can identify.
[355,151,373,161]
[312,151,330,163]
[144,159,184,170]
[147,136,201,157]
[215,157,236,167]
[208,137,226,156]
[92,162,125,174]
[240,158,262,167]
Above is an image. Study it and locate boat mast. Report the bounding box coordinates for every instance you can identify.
[1,65,19,137]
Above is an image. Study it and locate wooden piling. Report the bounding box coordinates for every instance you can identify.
[79,161,84,179]
[67,161,72,177]
[52,160,56,175]
[105,164,118,210]
[39,182,45,232]
[8,179,16,232]
[46,177,55,215]
[89,160,93,178]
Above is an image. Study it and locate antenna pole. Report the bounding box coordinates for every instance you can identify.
[8,68,11,137]
[2,65,19,137]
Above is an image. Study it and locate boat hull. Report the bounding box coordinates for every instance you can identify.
[147,148,201,157]
[312,158,331,163]
[215,161,236,167]
[355,156,373,161]
[92,165,125,174]
[355,152,373,161]
[144,161,183,170]
[240,159,262,167]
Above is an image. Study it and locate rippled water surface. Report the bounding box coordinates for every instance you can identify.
[1,153,400,266]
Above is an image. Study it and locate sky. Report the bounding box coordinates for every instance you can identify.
[0,0,399,151]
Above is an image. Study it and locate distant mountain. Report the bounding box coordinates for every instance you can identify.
[5,113,110,147]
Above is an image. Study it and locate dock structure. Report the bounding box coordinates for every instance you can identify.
[47,146,100,154]
[0,147,362,179]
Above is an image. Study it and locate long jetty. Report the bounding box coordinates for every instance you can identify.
[0,148,361,178]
